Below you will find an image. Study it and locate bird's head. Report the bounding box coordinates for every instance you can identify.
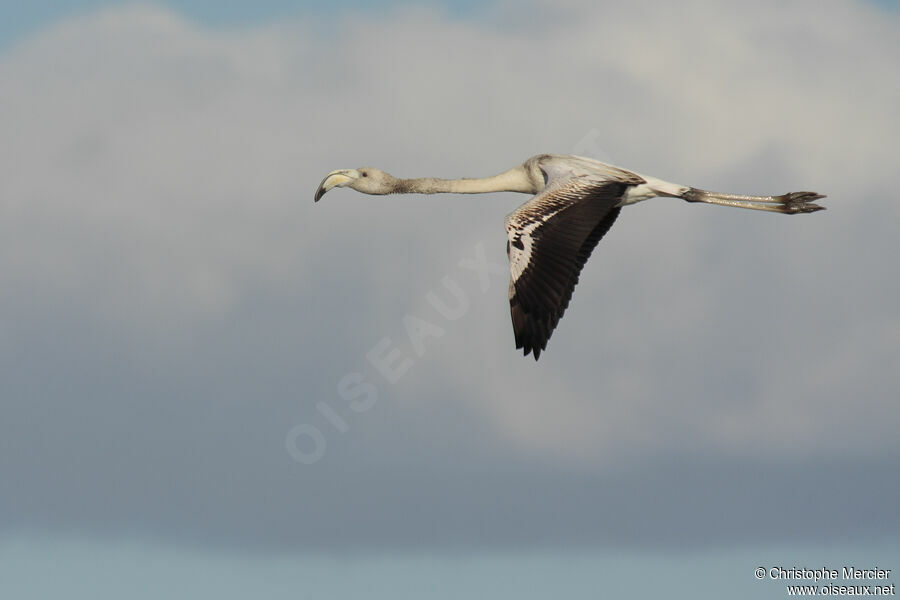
[314,167,396,202]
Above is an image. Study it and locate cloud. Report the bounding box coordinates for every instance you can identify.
[0,1,897,549]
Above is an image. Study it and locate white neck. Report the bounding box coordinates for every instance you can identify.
[393,166,538,195]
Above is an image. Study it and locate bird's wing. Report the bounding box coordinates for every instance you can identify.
[505,168,639,360]
[537,154,647,187]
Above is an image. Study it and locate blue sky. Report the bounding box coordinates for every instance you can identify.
[3,538,897,600]
[1,0,896,52]
[1,0,899,598]
[2,0,897,48]
[0,0,489,51]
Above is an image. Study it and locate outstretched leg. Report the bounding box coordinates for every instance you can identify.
[682,188,826,214]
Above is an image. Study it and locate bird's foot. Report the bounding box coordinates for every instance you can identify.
[775,191,827,214]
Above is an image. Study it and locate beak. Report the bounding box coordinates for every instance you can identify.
[314,169,360,202]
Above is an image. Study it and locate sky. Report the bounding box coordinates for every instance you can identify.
[1,0,899,598]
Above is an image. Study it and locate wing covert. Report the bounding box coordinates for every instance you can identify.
[505,176,627,359]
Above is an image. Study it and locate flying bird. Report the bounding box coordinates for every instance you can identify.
[315,154,825,360]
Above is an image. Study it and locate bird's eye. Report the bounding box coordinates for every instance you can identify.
[361,172,368,177]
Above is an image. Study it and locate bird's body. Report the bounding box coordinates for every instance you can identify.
[315,154,825,360]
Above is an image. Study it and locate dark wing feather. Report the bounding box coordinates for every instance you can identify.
[506,179,627,360]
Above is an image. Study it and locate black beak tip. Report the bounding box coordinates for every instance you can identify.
[314,188,324,203]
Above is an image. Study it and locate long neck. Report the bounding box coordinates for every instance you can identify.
[392,166,537,195]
